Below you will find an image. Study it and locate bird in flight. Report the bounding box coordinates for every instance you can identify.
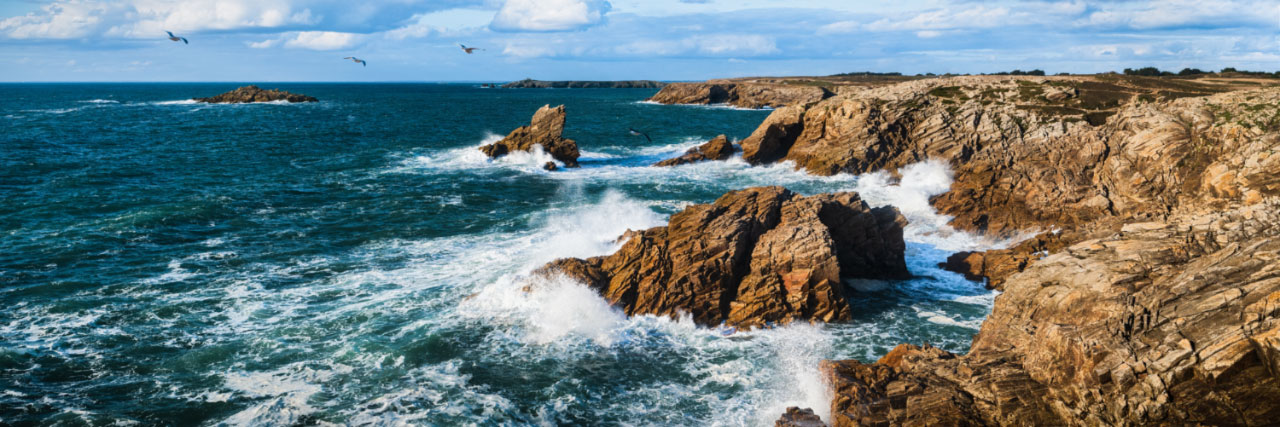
[458,44,483,54]
[344,57,367,67]
[628,128,652,142]
[165,31,188,44]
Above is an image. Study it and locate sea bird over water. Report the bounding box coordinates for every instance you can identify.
[628,128,652,142]
[458,44,483,54]
[344,57,367,67]
[165,31,188,44]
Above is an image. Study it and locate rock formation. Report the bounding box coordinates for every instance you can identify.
[823,199,1280,426]
[537,187,909,327]
[480,104,581,167]
[648,81,832,109]
[193,85,318,103]
[775,407,826,427]
[501,79,666,89]
[734,75,1279,237]
[653,135,735,166]
[941,231,1071,291]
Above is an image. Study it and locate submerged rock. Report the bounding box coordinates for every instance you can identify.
[193,85,317,103]
[480,104,581,167]
[822,199,1280,426]
[538,186,908,328]
[653,134,734,166]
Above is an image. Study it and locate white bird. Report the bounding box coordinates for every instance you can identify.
[458,44,483,54]
[344,57,367,67]
[165,31,188,44]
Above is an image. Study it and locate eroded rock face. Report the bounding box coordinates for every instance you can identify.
[737,75,1280,236]
[647,81,831,109]
[775,407,825,427]
[193,85,317,103]
[480,104,581,167]
[653,134,734,166]
[538,187,908,327]
[941,231,1070,291]
[824,199,1280,426]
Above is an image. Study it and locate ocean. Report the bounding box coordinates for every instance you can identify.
[1,83,1008,425]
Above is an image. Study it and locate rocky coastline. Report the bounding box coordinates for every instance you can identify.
[534,73,1280,425]
[502,79,666,89]
[193,85,317,103]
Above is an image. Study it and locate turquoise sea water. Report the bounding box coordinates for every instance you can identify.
[1,84,1004,425]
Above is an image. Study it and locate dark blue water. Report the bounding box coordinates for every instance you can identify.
[1,84,1000,425]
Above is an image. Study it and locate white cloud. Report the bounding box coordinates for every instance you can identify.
[816,20,858,35]
[689,34,777,55]
[283,31,363,50]
[0,0,316,39]
[490,0,611,32]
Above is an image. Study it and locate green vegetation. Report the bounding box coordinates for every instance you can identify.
[989,69,1046,76]
[928,86,968,100]
[829,71,903,77]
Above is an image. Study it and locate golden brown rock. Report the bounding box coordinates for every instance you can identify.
[538,187,908,327]
[647,81,831,109]
[941,231,1070,290]
[824,199,1280,426]
[480,104,581,167]
[775,407,825,427]
[653,134,734,166]
[193,85,317,103]
[741,105,806,165]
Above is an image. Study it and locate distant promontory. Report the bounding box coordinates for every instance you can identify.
[500,79,666,89]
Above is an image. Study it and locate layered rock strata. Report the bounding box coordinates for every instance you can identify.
[653,134,735,166]
[480,104,581,167]
[193,85,317,103]
[648,81,832,109]
[823,199,1280,425]
[537,187,909,327]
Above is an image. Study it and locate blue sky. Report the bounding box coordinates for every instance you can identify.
[0,0,1277,81]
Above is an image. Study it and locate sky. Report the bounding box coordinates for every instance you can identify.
[0,0,1277,81]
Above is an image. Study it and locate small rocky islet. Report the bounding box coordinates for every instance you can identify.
[518,73,1280,425]
[193,85,318,103]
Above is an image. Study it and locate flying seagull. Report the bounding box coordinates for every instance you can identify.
[458,44,483,54]
[628,128,652,142]
[165,31,188,44]
[344,57,367,67]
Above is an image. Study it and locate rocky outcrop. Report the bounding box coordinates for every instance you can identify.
[775,407,825,427]
[823,198,1280,426]
[480,105,581,167]
[648,81,832,109]
[537,187,908,327]
[736,75,1279,237]
[193,85,317,103]
[653,135,734,166]
[941,231,1071,291]
[501,79,666,89]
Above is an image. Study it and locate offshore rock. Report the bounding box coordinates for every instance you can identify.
[653,134,734,166]
[479,104,581,167]
[538,187,908,328]
[775,407,826,427]
[542,162,557,171]
[648,81,831,109]
[824,199,1280,426]
[193,85,317,103]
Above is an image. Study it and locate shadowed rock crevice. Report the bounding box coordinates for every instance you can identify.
[537,187,908,328]
[480,104,581,167]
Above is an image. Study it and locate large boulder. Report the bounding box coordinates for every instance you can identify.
[741,105,806,165]
[821,198,1280,426]
[653,134,734,166]
[480,104,581,167]
[193,85,317,103]
[538,187,908,327]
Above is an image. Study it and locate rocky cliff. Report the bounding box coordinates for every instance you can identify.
[480,104,581,167]
[648,81,833,109]
[537,187,909,328]
[823,198,1280,426]
[193,85,317,103]
[501,79,666,89]
[738,75,1280,237]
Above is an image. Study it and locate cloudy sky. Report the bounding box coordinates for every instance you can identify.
[0,0,1277,81]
